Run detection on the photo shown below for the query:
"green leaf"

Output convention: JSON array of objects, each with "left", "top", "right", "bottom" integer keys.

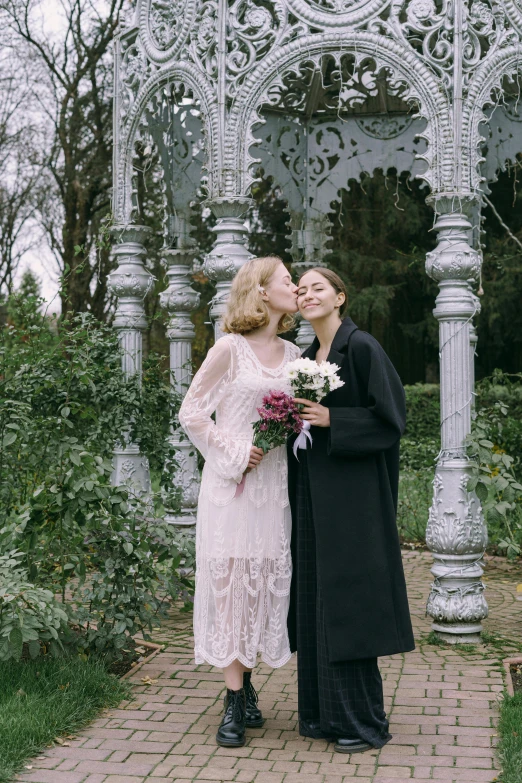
[
  {"left": 467, "top": 476, "right": 479, "bottom": 492},
  {"left": 475, "top": 482, "right": 489, "bottom": 503},
  {"left": 9, "top": 628, "right": 23, "bottom": 660},
  {"left": 69, "top": 451, "right": 81, "bottom": 466},
  {"left": 61, "top": 407, "right": 70, "bottom": 418},
  {"left": 28, "top": 640, "right": 41, "bottom": 659},
  {"left": 2, "top": 431, "right": 17, "bottom": 447},
  {"left": 123, "top": 542, "right": 133, "bottom": 555}
]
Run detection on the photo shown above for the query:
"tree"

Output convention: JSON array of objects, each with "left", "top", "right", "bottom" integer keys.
[
  {"left": 0, "top": 53, "right": 42, "bottom": 297},
  {"left": 2, "top": 0, "right": 126, "bottom": 319}
]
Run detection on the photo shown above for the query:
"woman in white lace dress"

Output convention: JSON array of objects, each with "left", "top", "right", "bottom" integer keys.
[{"left": 179, "top": 256, "right": 300, "bottom": 747}]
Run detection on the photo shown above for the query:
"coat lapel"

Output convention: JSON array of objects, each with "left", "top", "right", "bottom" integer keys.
[{"left": 300, "top": 317, "right": 359, "bottom": 363}]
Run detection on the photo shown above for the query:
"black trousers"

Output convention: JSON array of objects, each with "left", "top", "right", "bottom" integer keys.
[{"left": 295, "top": 454, "right": 392, "bottom": 748}]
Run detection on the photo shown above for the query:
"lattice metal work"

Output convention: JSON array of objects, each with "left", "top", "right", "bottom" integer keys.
[{"left": 111, "top": 0, "right": 522, "bottom": 640}]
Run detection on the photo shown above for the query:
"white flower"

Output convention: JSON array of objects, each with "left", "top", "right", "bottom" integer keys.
[
  {"left": 319, "top": 361, "right": 341, "bottom": 377},
  {"left": 304, "top": 378, "right": 326, "bottom": 391},
  {"left": 284, "top": 357, "right": 321, "bottom": 378},
  {"left": 328, "top": 375, "right": 345, "bottom": 391}
]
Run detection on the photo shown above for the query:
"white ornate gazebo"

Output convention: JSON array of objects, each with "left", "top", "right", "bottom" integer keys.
[{"left": 109, "top": 0, "right": 522, "bottom": 643}]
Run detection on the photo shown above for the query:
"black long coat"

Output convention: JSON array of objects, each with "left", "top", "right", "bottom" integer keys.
[{"left": 287, "top": 317, "right": 415, "bottom": 663}]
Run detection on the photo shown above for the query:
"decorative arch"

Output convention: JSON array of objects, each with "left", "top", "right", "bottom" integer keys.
[
  {"left": 115, "top": 64, "right": 217, "bottom": 225},
  {"left": 464, "top": 44, "right": 522, "bottom": 194},
  {"left": 225, "top": 31, "right": 452, "bottom": 198}
]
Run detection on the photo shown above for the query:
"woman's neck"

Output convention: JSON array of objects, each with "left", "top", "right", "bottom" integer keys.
[
  {"left": 313, "top": 313, "right": 343, "bottom": 352},
  {"left": 245, "top": 316, "right": 280, "bottom": 344}
]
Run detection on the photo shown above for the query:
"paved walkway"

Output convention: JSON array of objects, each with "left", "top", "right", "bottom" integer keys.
[{"left": 17, "top": 551, "right": 522, "bottom": 783}]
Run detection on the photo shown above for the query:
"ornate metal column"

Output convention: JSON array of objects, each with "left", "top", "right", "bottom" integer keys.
[
  {"left": 108, "top": 224, "right": 154, "bottom": 493},
  {"left": 425, "top": 196, "right": 488, "bottom": 643},
  {"left": 203, "top": 197, "right": 254, "bottom": 340},
  {"left": 159, "top": 218, "right": 201, "bottom": 527},
  {"left": 291, "top": 217, "right": 332, "bottom": 350},
  {"left": 469, "top": 295, "right": 480, "bottom": 411}
]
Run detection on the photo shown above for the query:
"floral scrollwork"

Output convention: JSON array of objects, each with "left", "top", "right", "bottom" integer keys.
[
  {"left": 149, "top": 0, "right": 186, "bottom": 50},
  {"left": 190, "top": 0, "right": 219, "bottom": 79},
  {"left": 138, "top": 0, "right": 198, "bottom": 63},
  {"left": 226, "top": 0, "right": 291, "bottom": 97}
]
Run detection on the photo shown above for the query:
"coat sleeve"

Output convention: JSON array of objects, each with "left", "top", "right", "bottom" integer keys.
[
  {"left": 327, "top": 336, "right": 406, "bottom": 457},
  {"left": 178, "top": 337, "right": 252, "bottom": 482}
]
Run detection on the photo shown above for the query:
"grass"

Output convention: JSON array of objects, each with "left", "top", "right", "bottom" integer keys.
[
  {"left": 0, "top": 655, "right": 131, "bottom": 782},
  {"left": 397, "top": 467, "right": 432, "bottom": 543},
  {"left": 497, "top": 691, "right": 522, "bottom": 783}
]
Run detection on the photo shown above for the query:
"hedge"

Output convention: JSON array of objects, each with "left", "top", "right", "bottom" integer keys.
[{"left": 404, "top": 381, "right": 522, "bottom": 462}]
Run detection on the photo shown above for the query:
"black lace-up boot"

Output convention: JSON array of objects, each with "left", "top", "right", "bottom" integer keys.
[
  {"left": 216, "top": 688, "right": 247, "bottom": 747},
  {"left": 243, "top": 671, "right": 265, "bottom": 728}
]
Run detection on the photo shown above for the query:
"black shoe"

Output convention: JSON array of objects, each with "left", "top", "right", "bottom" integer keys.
[
  {"left": 216, "top": 688, "right": 247, "bottom": 747},
  {"left": 243, "top": 671, "right": 265, "bottom": 728},
  {"left": 334, "top": 737, "right": 373, "bottom": 754}
]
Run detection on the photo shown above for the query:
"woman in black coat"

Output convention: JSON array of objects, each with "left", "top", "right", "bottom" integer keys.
[{"left": 288, "top": 267, "right": 415, "bottom": 754}]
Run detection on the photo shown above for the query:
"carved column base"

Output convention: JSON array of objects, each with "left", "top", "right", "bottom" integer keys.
[
  {"left": 163, "top": 430, "right": 199, "bottom": 530},
  {"left": 428, "top": 553, "right": 488, "bottom": 643},
  {"left": 112, "top": 442, "right": 151, "bottom": 497},
  {"left": 425, "top": 457, "right": 488, "bottom": 641}
]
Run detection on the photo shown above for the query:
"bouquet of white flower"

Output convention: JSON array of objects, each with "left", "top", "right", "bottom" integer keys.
[{"left": 284, "top": 357, "right": 345, "bottom": 454}]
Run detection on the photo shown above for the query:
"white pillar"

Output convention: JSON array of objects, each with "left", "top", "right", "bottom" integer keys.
[
  {"left": 425, "top": 196, "right": 488, "bottom": 643},
  {"left": 108, "top": 224, "right": 154, "bottom": 494},
  {"left": 159, "top": 237, "right": 201, "bottom": 528},
  {"left": 203, "top": 197, "right": 254, "bottom": 340},
  {"left": 469, "top": 295, "right": 479, "bottom": 410}
]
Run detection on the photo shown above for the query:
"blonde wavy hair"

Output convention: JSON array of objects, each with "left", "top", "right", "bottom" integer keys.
[{"left": 221, "top": 256, "right": 295, "bottom": 335}]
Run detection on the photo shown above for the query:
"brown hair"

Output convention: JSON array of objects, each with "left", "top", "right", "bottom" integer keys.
[
  {"left": 222, "top": 256, "right": 295, "bottom": 335},
  {"left": 298, "top": 267, "right": 347, "bottom": 314}
]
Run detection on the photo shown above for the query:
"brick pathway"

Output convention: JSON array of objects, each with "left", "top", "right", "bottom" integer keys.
[{"left": 17, "top": 551, "right": 522, "bottom": 783}]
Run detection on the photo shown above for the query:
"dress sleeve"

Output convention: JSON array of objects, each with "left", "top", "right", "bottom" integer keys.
[
  {"left": 327, "top": 336, "right": 406, "bottom": 457},
  {"left": 178, "top": 337, "right": 252, "bottom": 482}
]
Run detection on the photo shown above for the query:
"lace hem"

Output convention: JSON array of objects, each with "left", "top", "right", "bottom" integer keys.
[{"left": 194, "top": 646, "right": 293, "bottom": 670}]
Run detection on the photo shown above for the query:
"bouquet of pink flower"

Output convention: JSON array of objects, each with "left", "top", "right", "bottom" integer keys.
[
  {"left": 235, "top": 390, "right": 303, "bottom": 497},
  {"left": 253, "top": 389, "right": 303, "bottom": 452}
]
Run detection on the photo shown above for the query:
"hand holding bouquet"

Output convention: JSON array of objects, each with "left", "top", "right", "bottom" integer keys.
[
  {"left": 235, "top": 390, "right": 303, "bottom": 497},
  {"left": 284, "top": 357, "right": 345, "bottom": 455}
]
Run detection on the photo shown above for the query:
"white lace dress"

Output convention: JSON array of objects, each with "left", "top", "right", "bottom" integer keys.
[{"left": 178, "top": 333, "right": 301, "bottom": 669}]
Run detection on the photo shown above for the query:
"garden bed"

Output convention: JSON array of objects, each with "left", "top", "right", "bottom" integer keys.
[
  {"left": 503, "top": 656, "right": 522, "bottom": 696},
  {"left": 116, "top": 639, "right": 162, "bottom": 679}
]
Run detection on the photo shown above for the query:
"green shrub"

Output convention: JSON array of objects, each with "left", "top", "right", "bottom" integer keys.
[
  {"left": 72, "top": 497, "right": 194, "bottom": 657},
  {"left": 403, "top": 375, "right": 522, "bottom": 467},
  {"left": 0, "top": 297, "right": 194, "bottom": 658},
  {"left": 467, "top": 391, "right": 522, "bottom": 559},
  {"left": 0, "top": 551, "right": 70, "bottom": 662},
  {"left": 404, "top": 384, "right": 440, "bottom": 440},
  {"left": 397, "top": 468, "right": 432, "bottom": 543}
]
